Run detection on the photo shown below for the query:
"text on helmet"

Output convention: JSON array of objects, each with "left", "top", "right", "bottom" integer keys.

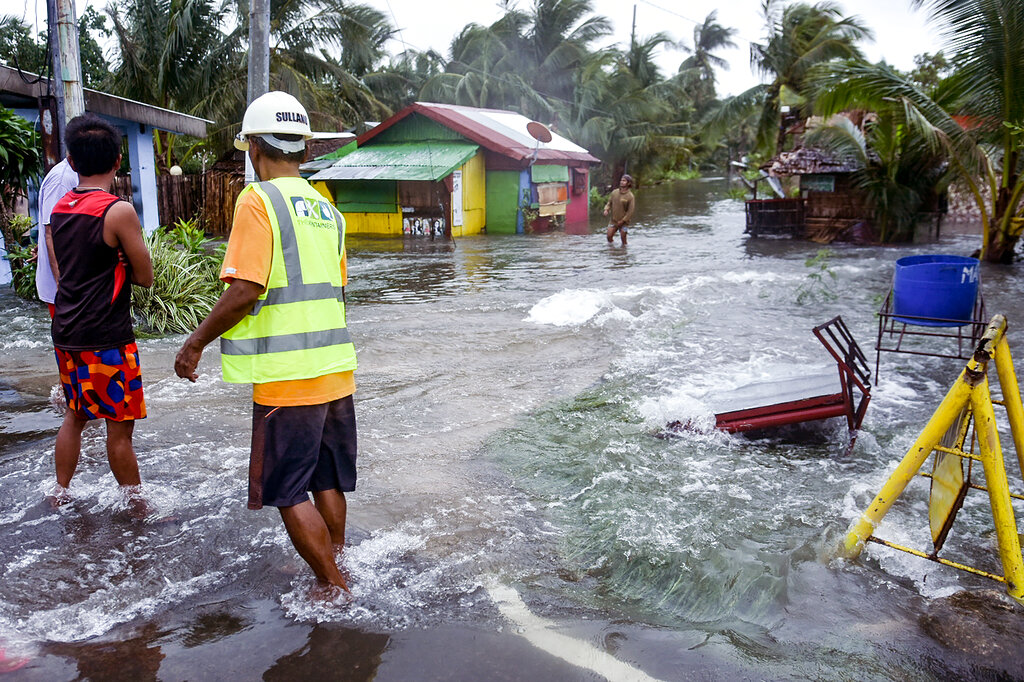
[{"left": 276, "top": 111, "right": 309, "bottom": 124}]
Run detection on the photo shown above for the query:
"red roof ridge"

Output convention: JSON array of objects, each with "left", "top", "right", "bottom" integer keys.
[{"left": 357, "top": 102, "right": 598, "bottom": 165}]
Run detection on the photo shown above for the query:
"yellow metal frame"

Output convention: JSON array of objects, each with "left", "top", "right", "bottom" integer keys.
[{"left": 841, "top": 315, "right": 1024, "bottom": 602}]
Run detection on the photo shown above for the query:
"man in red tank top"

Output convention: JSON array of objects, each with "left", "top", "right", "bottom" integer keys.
[{"left": 49, "top": 114, "right": 154, "bottom": 508}]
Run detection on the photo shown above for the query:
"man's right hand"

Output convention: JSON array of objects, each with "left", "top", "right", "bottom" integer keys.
[{"left": 174, "top": 337, "right": 202, "bottom": 382}]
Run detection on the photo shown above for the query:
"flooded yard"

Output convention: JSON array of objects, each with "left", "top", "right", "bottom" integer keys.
[{"left": 2, "top": 178, "right": 1023, "bottom": 680}]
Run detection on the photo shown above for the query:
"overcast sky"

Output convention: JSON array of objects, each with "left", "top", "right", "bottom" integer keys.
[
  {"left": 22, "top": 0, "right": 944, "bottom": 98},
  {"left": 370, "top": 0, "right": 944, "bottom": 97}
]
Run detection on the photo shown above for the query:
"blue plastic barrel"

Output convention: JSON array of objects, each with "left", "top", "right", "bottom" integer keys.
[{"left": 892, "top": 255, "right": 980, "bottom": 326}]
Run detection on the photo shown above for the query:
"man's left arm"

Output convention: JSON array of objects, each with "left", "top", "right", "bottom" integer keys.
[
  {"left": 105, "top": 202, "right": 154, "bottom": 287},
  {"left": 44, "top": 223, "right": 60, "bottom": 282}
]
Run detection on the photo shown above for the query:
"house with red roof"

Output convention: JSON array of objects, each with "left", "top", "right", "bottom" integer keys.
[{"left": 306, "top": 102, "right": 600, "bottom": 236}]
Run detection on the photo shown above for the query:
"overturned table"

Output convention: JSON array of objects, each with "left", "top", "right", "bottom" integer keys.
[{"left": 710, "top": 316, "right": 872, "bottom": 451}]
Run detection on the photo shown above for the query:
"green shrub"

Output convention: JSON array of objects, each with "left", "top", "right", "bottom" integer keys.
[
  {"left": 656, "top": 168, "right": 702, "bottom": 182},
  {"left": 725, "top": 186, "right": 749, "bottom": 201},
  {"left": 132, "top": 219, "right": 224, "bottom": 336},
  {"left": 796, "top": 248, "right": 838, "bottom": 305},
  {"left": 589, "top": 186, "right": 609, "bottom": 212},
  {"left": 4, "top": 215, "right": 38, "bottom": 300}
]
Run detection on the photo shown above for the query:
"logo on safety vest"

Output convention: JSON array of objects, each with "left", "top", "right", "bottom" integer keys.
[{"left": 291, "top": 197, "right": 335, "bottom": 222}]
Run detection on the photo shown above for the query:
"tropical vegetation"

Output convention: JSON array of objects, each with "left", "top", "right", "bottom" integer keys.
[
  {"left": 0, "top": 0, "right": 1022, "bottom": 261},
  {"left": 131, "top": 219, "right": 224, "bottom": 335},
  {"left": 3, "top": 215, "right": 37, "bottom": 300},
  {"left": 0, "top": 107, "right": 41, "bottom": 255},
  {"left": 808, "top": 0, "right": 1024, "bottom": 261}
]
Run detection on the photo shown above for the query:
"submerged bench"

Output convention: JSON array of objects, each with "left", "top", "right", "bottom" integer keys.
[{"left": 700, "top": 317, "right": 871, "bottom": 451}]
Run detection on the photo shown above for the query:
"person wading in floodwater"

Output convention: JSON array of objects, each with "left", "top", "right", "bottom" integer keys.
[
  {"left": 48, "top": 114, "right": 154, "bottom": 509},
  {"left": 603, "top": 174, "right": 635, "bottom": 246},
  {"left": 174, "top": 91, "right": 358, "bottom": 597}
]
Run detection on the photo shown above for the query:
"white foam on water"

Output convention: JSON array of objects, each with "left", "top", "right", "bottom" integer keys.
[
  {"left": 720, "top": 270, "right": 789, "bottom": 284},
  {"left": 279, "top": 525, "right": 474, "bottom": 628},
  {"left": 0, "top": 338, "right": 47, "bottom": 350},
  {"left": 2, "top": 548, "right": 45, "bottom": 576},
  {"left": 525, "top": 289, "right": 618, "bottom": 326},
  {"left": 636, "top": 388, "right": 715, "bottom": 431},
  {"left": 9, "top": 570, "right": 228, "bottom": 642},
  {"left": 143, "top": 368, "right": 239, "bottom": 400}
]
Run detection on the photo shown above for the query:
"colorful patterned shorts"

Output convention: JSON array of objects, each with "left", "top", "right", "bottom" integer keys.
[{"left": 54, "top": 342, "right": 147, "bottom": 421}]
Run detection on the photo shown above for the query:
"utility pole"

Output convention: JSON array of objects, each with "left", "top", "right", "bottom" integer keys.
[
  {"left": 245, "top": 0, "right": 270, "bottom": 183},
  {"left": 46, "top": 0, "right": 84, "bottom": 159},
  {"left": 631, "top": 4, "right": 637, "bottom": 52}
]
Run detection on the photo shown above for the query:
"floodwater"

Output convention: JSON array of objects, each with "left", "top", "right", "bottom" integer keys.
[{"left": 2, "top": 179, "right": 1024, "bottom": 680}]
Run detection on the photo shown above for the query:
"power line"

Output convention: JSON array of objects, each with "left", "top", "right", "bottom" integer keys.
[
  {"left": 635, "top": 0, "right": 763, "bottom": 48},
  {"left": 382, "top": 0, "right": 409, "bottom": 55}
]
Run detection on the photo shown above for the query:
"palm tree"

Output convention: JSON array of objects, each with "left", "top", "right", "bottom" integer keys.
[
  {"left": 677, "top": 10, "right": 736, "bottom": 115},
  {"left": 364, "top": 48, "right": 446, "bottom": 113},
  {"left": 106, "top": 0, "right": 396, "bottom": 159},
  {"left": 422, "top": 20, "right": 543, "bottom": 113},
  {"left": 424, "top": 0, "right": 609, "bottom": 123},
  {"left": 523, "top": 0, "right": 610, "bottom": 104},
  {"left": 805, "top": 110, "right": 951, "bottom": 242},
  {"left": 914, "top": 0, "right": 1024, "bottom": 262},
  {"left": 567, "top": 49, "right": 693, "bottom": 183},
  {"left": 624, "top": 32, "right": 676, "bottom": 89},
  {"left": 710, "top": 0, "right": 872, "bottom": 158},
  {"left": 106, "top": 0, "right": 239, "bottom": 165},
  {"left": 229, "top": 0, "right": 396, "bottom": 132},
  {"left": 107, "top": 0, "right": 231, "bottom": 112},
  {"left": 812, "top": 35, "right": 1024, "bottom": 261}
]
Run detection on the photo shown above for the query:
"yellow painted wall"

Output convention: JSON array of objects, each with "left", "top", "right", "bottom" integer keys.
[
  {"left": 454, "top": 150, "right": 486, "bottom": 237},
  {"left": 311, "top": 181, "right": 334, "bottom": 202},
  {"left": 343, "top": 212, "right": 404, "bottom": 236},
  {"left": 319, "top": 149, "right": 487, "bottom": 237},
  {"left": 313, "top": 180, "right": 403, "bottom": 235}
]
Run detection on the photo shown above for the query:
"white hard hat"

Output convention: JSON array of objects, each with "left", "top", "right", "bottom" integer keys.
[{"left": 234, "top": 91, "right": 313, "bottom": 153}]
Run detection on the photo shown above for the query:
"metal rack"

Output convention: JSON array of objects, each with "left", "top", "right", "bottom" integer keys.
[{"left": 875, "top": 288, "right": 987, "bottom": 378}]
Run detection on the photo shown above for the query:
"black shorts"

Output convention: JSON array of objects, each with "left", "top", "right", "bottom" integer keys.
[{"left": 248, "top": 395, "right": 358, "bottom": 509}]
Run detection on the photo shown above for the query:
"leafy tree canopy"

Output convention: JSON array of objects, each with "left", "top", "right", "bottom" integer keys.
[{"left": 0, "top": 8, "right": 109, "bottom": 87}]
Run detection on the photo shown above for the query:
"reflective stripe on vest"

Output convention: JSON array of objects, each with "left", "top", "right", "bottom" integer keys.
[{"left": 220, "top": 178, "right": 356, "bottom": 384}]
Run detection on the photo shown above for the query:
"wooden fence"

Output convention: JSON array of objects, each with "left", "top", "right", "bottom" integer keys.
[
  {"left": 745, "top": 198, "right": 805, "bottom": 237},
  {"left": 111, "top": 171, "right": 245, "bottom": 236}
]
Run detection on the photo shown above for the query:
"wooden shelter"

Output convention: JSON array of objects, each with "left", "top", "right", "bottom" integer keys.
[
  {"left": 766, "top": 147, "right": 871, "bottom": 242},
  {"left": 744, "top": 146, "right": 873, "bottom": 242}
]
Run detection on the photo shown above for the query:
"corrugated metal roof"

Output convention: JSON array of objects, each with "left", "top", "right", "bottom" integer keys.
[
  {"left": 357, "top": 102, "right": 600, "bottom": 165},
  {"left": 300, "top": 159, "right": 339, "bottom": 172},
  {"left": 767, "top": 147, "right": 861, "bottom": 176},
  {"left": 308, "top": 141, "right": 479, "bottom": 182}
]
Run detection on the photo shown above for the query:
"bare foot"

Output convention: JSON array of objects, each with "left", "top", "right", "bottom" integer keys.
[
  {"left": 308, "top": 581, "right": 351, "bottom": 604},
  {"left": 45, "top": 486, "right": 72, "bottom": 508},
  {"left": 121, "top": 486, "right": 158, "bottom": 520}
]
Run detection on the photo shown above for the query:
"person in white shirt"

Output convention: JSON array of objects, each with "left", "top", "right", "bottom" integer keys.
[{"left": 36, "top": 158, "right": 80, "bottom": 315}]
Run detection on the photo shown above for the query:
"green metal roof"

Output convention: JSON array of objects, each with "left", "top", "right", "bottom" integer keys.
[{"left": 308, "top": 141, "right": 479, "bottom": 182}]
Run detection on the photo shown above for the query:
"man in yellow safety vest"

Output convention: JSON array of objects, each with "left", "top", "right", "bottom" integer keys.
[{"left": 175, "top": 91, "right": 357, "bottom": 596}]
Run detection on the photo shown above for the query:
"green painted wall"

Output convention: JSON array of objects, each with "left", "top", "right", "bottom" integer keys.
[
  {"left": 332, "top": 180, "right": 397, "bottom": 213},
  {"left": 531, "top": 164, "right": 569, "bottom": 183},
  {"left": 486, "top": 170, "right": 520, "bottom": 234},
  {"left": 375, "top": 114, "right": 466, "bottom": 143}
]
